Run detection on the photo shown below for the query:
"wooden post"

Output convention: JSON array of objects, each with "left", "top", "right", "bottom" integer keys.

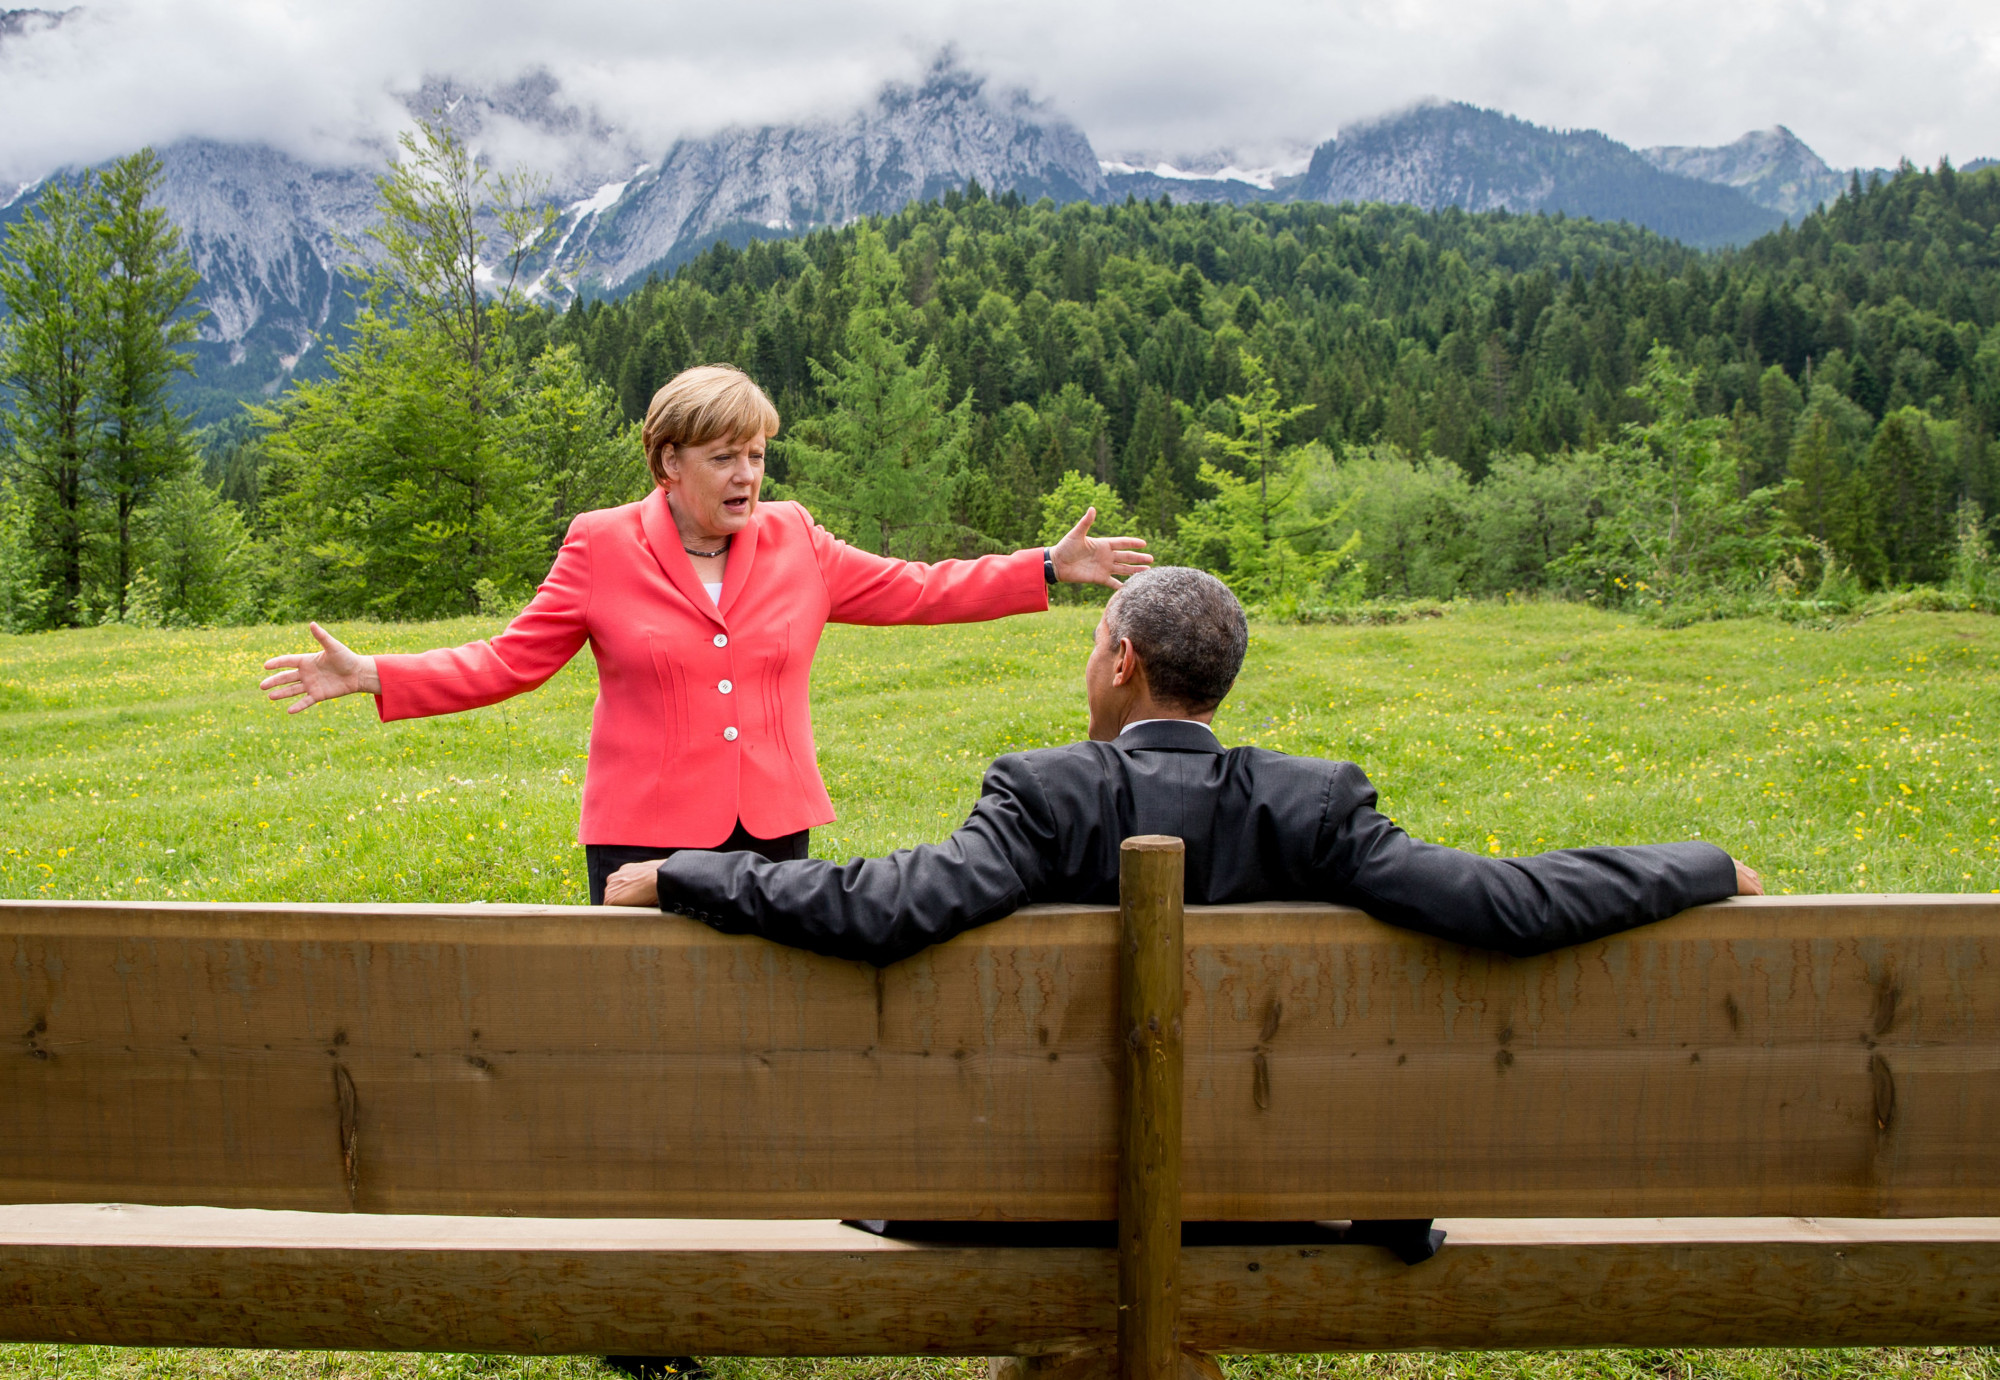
[{"left": 1118, "top": 835, "right": 1185, "bottom": 1380}]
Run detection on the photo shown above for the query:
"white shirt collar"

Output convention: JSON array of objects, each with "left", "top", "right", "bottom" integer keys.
[{"left": 1118, "top": 718, "right": 1217, "bottom": 737}]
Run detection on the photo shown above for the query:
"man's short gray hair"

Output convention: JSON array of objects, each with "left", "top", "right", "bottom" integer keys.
[{"left": 1108, "top": 567, "right": 1248, "bottom": 713}]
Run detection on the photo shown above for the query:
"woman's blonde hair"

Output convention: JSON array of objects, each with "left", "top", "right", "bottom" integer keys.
[{"left": 642, "top": 364, "right": 781, "bottom": 488}]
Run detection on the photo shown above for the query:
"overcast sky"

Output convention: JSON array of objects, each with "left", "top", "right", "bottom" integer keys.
[{"left": 2, "top": 0, "right": 1996, "bottom": 185}]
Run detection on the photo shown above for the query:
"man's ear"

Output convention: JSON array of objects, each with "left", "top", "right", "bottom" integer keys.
[{"left": 1111, "top": 637, "right": 1141, "bottom": 688}]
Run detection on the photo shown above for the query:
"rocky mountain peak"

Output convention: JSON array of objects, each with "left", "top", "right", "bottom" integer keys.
[
  {"left": 1295, "top": 101, "right": 1783, "bottom": 248},
  {"left": 1641, "top": 125, "right": 1849, "bottom": 219},
  {"left": 537, "top": 55, "right": 1104, "bottom": 295}
]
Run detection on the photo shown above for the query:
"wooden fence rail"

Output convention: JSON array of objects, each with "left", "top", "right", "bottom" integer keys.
[
  {"left": 5, "top": 1207, "right": 2000, "bottom": 1354},
  {"left": 6, "top": 894, "right": 1998, "bottom": 1221}
]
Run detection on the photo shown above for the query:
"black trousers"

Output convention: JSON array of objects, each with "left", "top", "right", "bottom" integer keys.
[
  {"left": 588, "top": 822, "right": 805, "bottom": 1380},
  {"left": 586, "top": 822, "right": 810, "bottom": 905}
]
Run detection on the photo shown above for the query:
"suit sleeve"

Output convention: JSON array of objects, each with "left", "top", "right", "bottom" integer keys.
[
  {"left": 655, "top": 754, "right": 1061, "bottom": 966},
  {"left": 800, "top": 506, "right": 1049, "bottom": 626},
  {"left": 1312, "top": 767, "right": 1738, "bottom": 955},
  {"left": 374, "top": 513, "right": 594, "bottom": 721}
]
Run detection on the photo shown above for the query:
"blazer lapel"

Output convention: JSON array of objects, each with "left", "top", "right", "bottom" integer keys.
[
  {"left": 638, "top": 488, "right": 726, "bottom": 629},
  {"left": 716, "top": 502, "right": 762, "bottom": 618}
]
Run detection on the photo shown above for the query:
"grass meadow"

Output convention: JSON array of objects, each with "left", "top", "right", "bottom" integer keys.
[
  {"left": 1, "top": 602, "right": 1995, "bottom": 903},
  {"left": 2, "top": 601, "right": 1998, "bottom": 1380}
]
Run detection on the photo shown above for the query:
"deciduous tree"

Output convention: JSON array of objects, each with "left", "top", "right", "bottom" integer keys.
[{"left": 255, "top": 118, "right": 562, "bottom": 617}]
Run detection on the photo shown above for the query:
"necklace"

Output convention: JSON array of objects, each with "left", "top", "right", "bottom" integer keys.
[{"left": 682, "top": 537, "right": 730, "bottom": 559}]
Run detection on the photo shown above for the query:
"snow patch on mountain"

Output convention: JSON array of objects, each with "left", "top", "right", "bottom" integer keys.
[
  {"left": 1099, "top": 143, "right": 1313, "bottom": 193},
  {"left": 1098, "top": 160, "right": 1277, "bottom": 189}
]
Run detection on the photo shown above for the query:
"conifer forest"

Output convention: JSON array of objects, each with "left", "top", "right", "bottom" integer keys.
[{"left": 3, "top": 123, "right": 1998, "bottom": 630}]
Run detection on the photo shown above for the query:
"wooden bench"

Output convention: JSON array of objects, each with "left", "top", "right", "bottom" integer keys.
[{"left": 5, "top": 839, "right": 2000, "bottom": 1378}]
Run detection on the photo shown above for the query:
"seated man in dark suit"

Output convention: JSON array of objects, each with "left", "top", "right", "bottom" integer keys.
[{"left": 605, "top": 565, "right": 1758, "bottom": 960}]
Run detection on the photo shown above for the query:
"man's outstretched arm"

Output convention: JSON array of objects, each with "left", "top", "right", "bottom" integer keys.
[
  {"left": 1317, "top": 788, "right": 1748, "bottom": 956},
  {"left": 614, "top": 756, "right": 1063, "bottom": 967}
]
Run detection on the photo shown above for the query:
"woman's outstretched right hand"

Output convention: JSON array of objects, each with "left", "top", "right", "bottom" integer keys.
[{"left": 260, "top": 622, "right": 382, "bottom": 714}]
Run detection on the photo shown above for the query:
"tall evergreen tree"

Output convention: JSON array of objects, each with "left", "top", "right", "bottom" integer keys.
[
  {"left": 1180, "top": 357, "right": 1358, "bottom": 606},
  {"left": 1863, "top": 409, "right": 1950, "bottom": 585},
  {"left": 507, "top": 345, "right": 647, "bottom": 551},
  {"left": 1202, "top": 353, "right": 1316, "bottom": 552},
  {"left": 1119, "top": 384, "right": 1184, "bottom": 500},
  {"left": 1783, "top": 411, "right": 1846, "bottom": 546},
  {"left": 0, "top": 171, "right": 108, "bottom": 625},
  {"left": 131, "top": 471, "right": 253, "bottom": 627},
  {"left": 93, "top": 149, "right": 204, "bottom": 619},
  {"left": 783, "top": 228, "right": 972, "bottom": 557}
]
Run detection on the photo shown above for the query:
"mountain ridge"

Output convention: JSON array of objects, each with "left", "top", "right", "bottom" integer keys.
[
  {"left": 539, "top": 60, "right": 1104, "bottom": 292},
  {"left": 3, "top": 57, "right": 1987, "bottom": 416},
  {"left": 1640, "top": 125, "right": 1851, "bottom": 219},
  {"left": 1295, "top": 101, "right": 1785, "bottom": 248}
]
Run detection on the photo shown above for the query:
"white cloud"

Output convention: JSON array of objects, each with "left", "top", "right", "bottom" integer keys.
[{"left": 0, "top": 0, "right": 1993, "bottom": 185}]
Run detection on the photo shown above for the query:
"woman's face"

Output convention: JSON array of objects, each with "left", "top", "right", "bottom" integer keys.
[{"left": 663, "top": 433, "right": 767, "bottom": 537}]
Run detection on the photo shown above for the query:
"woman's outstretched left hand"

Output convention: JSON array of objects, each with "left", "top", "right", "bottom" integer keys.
[{"left": 1050, "top": 507, "right": 1153, "bottom": 589}]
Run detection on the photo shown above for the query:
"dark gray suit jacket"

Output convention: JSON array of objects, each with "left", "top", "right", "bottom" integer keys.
[{"left": 657, "top": 719, "right": 1738, "bottom": 967}]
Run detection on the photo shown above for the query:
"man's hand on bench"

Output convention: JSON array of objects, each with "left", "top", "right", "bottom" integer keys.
[
  {"left": 605, "top": 860, "right": 666, "bottom": 907},
  {"left": 1734, "top": 859, "right": 1763, "bottom": 895}
]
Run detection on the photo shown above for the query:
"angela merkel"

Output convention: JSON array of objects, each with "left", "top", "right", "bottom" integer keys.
[{"left": 259, "top": 364, "right": 1151, "bottom": 902}]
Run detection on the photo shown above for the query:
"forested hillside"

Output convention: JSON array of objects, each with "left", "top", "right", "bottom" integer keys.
[
  {"left": 5, "top": 130, "right": 1997, "bottom": 631},
  {"left": 545, "top": 172, "right": 1992, "bottom": 503},
  {"left": 514, "top": 167, "right": 1998, "bottom": 601}
]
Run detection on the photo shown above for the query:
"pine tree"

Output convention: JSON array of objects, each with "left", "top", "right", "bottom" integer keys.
[
  {"left": 507, "top": 344, "right": 646, "bottom": 552},
  {"left": 1133, "top": 458, "right": 1184, "bottom": 542},
  {"left": 783, "top": 228, "right": 972, "bottom": 557},
  {"left": 1784, "top": 412, "right": 1844, "bottom": 545},
  {"left": 93, "top": 149, "right": 204, "bottom": 619},
  {"left": 1180, "top": 356, "right": 1359, "bottom": 607},
  {"left": 0, "top": 170, "right": 108, "bottom": 625},
  {"left": 1863, "top": 409, "right": 1950, "bottom": 585},
  {"left": 1120, "top": 384, "right": 1184, "bottom": 500},
  {"left": 1202, "top": 353, "right": 1317, "bottom": 552},
  {"left": 1754, "top": 364, "right": 1803, "bottom": 486},
  {"left": 132, "top": 471, "right": 252, "bottom": 626}
]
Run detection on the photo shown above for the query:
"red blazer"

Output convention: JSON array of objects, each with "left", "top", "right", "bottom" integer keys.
[{"left": 375, "top": 491, "right": 1048, "bottom": 845}]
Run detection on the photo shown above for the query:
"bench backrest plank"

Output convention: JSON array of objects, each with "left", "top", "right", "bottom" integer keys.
[{"left": 5, "top": 895, "right": 1996, "bottom": 1219}]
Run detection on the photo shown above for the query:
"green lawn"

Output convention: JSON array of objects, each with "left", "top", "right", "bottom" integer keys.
[
  {"left": 1, "top": 602, "right": 1994, "bottom": 902},
  {"left": 2, "top": 602, "right": 1997, "bottom": 1380}
]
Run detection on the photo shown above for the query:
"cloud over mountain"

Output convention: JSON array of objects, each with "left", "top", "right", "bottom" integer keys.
[{"left": 0, "top": 0, "right": 1995, "bottom": 188}]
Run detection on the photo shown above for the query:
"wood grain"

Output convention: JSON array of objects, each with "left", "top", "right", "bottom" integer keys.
[
  {"left": 1117, "top": 838, "right": 1185, "bottom": 1380},
  {"left": 5, "top": 895, "right": 2000, "bottom": 1219},
  {"left": 3, "top": 1206, "right": 1999, "bottom": 1354}
]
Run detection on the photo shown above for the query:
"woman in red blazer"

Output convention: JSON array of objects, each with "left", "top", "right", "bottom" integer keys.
[{"left": 260, "top": 365, "right": 1149, "bottom": 901}]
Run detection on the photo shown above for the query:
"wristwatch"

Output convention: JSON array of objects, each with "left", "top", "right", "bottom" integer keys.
[{"left": 1043, "top": 548, "right": 1057, "bottom": 585}]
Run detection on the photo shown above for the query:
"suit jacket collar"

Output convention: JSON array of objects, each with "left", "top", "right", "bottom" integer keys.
[
  {"left": 638, "top": 487, "right": 765, "bottom": 629},
  {"left": 1115, "top": 719, "right": 1225, "bottom": 754}
]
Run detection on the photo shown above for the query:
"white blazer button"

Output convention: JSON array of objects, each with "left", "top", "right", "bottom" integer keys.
[
  {"left": 723, "top": 727, "right": 738, "bottom": 742},
  {"left": 718, "top": 679, "right": 733, "bottom": 694},
  {"left": 713, "top": 634, "right": 727, "bottom": 647}
]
